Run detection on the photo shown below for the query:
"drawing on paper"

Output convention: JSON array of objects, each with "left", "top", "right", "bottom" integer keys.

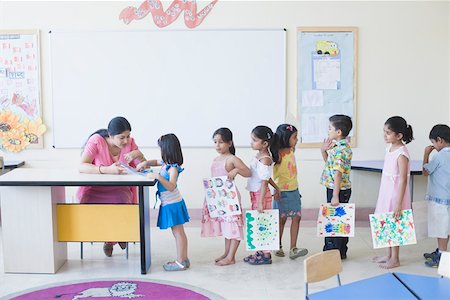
[
  {"left": 317, "top": 203, "right": 355, "bottom": 237},
  {"left": 245, "top": 209, "right": 279, "bottom": 251},
  {"left": 203, "top": 176, "right": 241, "bottom": 218},
  {"left": 369, "top": 209, "right": 417, "bottom": 249}
]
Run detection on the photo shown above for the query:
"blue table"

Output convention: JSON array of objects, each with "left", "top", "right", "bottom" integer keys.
[
  {"left": 308, "top": 273, "right": 417, "bottom": 299},
  {"left": 394, "top": 272, "right": 450, "bottom": 300}
]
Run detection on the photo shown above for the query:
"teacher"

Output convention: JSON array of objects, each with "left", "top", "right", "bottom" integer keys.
[{"left": 77, "top": 116, "right": 145, "bottom": 256}]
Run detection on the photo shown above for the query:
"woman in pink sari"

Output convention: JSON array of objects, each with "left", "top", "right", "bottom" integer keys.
[{"left": 77, "top": 116, "right": 145, "bottom": 257}]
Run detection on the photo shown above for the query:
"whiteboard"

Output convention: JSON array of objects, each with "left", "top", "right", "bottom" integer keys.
[{"left": 49, "top": 30, "right": 286, "bottom": 148}]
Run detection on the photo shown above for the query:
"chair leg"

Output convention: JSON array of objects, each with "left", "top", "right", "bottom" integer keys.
[
  {"left": 126, "top": 242, "right": 129, "bottom": 260},
  {"left": 80, "top": 242, "right": 83, "bottom": 260},
  {"left": 305, "top": 283, "right": 308, "bottom": 299},
  {"left": 337, "top": 274, "right": 341, "bottom": 286}
]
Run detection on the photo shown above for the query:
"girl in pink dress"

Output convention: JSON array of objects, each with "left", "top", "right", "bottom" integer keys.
[
  {"left": 201, "top": 128, "right": 251, "bottom": 266},
  {"left": 77, "top": 116, "right": 145, "bottom": 257},
  {"left": 373, "top": 116, "right": 413, "bottom": 269}
]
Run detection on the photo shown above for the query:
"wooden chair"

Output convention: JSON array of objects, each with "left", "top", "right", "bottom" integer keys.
[
  {"left": 304, "top": 250, "right": 342, "bottom": 299},
  {"left": 438, "top": 251, "right": 450, "bottom": 278}
]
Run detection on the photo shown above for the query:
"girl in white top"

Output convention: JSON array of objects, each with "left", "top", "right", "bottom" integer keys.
[{"left": 244, "top": 125, "right": 280, "bottom": 265}]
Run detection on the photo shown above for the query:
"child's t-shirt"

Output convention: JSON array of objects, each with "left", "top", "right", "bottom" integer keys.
[
  {"left": 424, "top": 147, "right": 450, "bottom": 205},
  {"left": 320, "top": 139, "right": 352, "bottom": 190},
  {"left": 246, "top": 155, "right": 273, "bottom": 192},
  {"left": 273, "top": 149, "right": 298, "bottom": 191}
]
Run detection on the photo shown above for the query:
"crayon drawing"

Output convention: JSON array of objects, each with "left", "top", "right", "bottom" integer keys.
[
  {"left": 203, "top": 176, "right": 241, "bottom": 218},
  {"left": 369, "top": 209, "right": 417, "bottom": 249},
  {"left": 245, "top": 209, "right": 279, "bottom": 251},
  {"left": 317, "top": 203, "right": 355, "bottom": 237}
]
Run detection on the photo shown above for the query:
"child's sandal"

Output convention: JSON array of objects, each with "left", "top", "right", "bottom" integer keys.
[
  {"left": 248, "top": 253, "right": 272, "bottom": 265},
  {"left": 243, "top": 251, "right": 262, "bottom": 262}
]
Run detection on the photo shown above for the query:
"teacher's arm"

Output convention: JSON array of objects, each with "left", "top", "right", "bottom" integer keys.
[{"left": 78, "top": 153, "right": 125, "bottom": 175}]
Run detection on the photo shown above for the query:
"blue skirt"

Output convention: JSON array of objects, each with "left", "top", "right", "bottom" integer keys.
[
  {"left": 157, "top": 199, "right": 190, "bottom": 229},
  {"left": 272, "top": 189, "right": 302, "bottom": 218}
]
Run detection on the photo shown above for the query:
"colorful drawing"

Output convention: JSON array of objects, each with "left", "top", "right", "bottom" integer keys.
[
  {"left": 203, "top": 176, "right": 241, "bottom": 218},
  {"left": 119, "top": 0, "right": 218, "bottom": 28},
  {"left": 369, "top": 209, "right": 417, "bottom": 249},
  {"left": 316, "top": 40, "right": 339, "bottom": 56},
  {"left": 245, "top": 209, "right": 279, "bottom": 251},
  {"left": 317, "top": 203, "right": 355, "bottom": 237}
]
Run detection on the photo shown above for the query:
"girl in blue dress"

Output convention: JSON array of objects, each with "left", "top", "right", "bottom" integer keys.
[{"left": 137, "top": 133, "right": 190, "bottom": 271}]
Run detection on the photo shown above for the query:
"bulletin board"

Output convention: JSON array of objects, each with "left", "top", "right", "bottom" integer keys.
[
  {"left": 0, "top": 30, "right": 44, "bottom": 148},
  {"left": 297, "top": 27, "right": 357, "bottom": 148}
]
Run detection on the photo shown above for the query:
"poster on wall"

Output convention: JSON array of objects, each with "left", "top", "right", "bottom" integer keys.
[
  {"left": 0, "top": 30, "right": 45, "bottom": 151},
  {"left": 245, "top": 209, "right": 279, "bottom": 251},
  {"left": 203, "top": 176, "right": 241, "bottom": 218},
  {"left": 317, "top": 203, "right": 355, "bottom": 237},
  {"left": 369, "top": 209, "right": 417, "bottom": 249}
]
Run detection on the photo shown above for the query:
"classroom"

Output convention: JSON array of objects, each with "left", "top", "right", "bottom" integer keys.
[{"left": 0, "top": 1, "right": 449, "bottom": 299}]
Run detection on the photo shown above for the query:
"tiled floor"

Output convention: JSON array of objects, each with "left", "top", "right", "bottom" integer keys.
[{"left": 0, "top": 221, "right": 440, "bottom": 299}]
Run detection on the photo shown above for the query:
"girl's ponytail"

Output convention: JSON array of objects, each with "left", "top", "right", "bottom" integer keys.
[
  {"left": 403, "top": 124, "right": 414, "bottom": 144},
  {"left": 270, "top": 132, "right": 280, "bottom": 164}
]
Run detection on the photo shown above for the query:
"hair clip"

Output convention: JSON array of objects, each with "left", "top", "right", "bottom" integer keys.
[
  {"left": 267, "top": 132, "right": 271, "bottom": 139},
  {"left": 286, "top": 125, "right": 293, "bottom": 131}
]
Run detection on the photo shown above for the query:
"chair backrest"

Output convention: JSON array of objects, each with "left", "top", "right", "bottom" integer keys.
[
  {"left": 304, "top": 250, "right": 343, "bottom": 283},
  {"left": 438, "top": 251, "right": 450, "bottom": 278}
]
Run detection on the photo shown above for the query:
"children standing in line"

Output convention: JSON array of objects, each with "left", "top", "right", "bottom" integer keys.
[
  {"left": 422, "top": 124, "right": 450, "bottom": 267},
  {"left": 137, "top": 133, "right": 190, "bottom": 271},
  {"left": 244, "top": 125, "right": 278, "bottom": 265},
  {"left": 271, "top": 124, "right": 308, "bottom": 259},
  {"left": 201, "top": 128, "right": 251, "bottom": 266},
  {"left": 320, "top": 115, "right": 353, "bottom": 260},
  {"left": 372, "top": 116, "right": 413, "bottom": 269}
]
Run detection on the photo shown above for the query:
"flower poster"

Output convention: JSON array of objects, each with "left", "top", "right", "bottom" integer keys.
[
  {"left": 0, "top": 31, "right": 46, "bottom": 151},
  {"left": 317, "top": 203, "right": 355, "bottom": 237},
  {"left": 202, "top": 176, "right": 241, "bottom": 218},
  {"left": 369, "top": 209, "right": 417, "bottom": 249},
  {"left": 245, "top": 209, "right": 279, "bottom": 251}
]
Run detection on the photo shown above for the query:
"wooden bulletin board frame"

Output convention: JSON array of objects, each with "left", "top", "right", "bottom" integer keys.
[
  {"left": 0, "top": 30, "right": 44, "bottom": 149},
  {"left": 297, "top": 27, "right": 358, "bottom": 148}
]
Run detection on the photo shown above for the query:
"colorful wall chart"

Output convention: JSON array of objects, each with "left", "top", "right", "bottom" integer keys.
[
  {"left": 369, "top": 209, "right": 417, "bottom": 249},
  {"left": 245, "top": 209, "right": 279, "bottom": 251},
  {"left": 203, "top": 176, "right": 241, "bottom": 218},
  {"left": 0, "top": 30, "right": 45, "bottom": 151},
  {"left": 317, "top": 203, "right": 355, "bottom": 237}
]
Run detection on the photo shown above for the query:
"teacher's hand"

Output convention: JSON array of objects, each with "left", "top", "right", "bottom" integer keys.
[
  {"left": 105, "top": 162, "right": 126, "bottom": 174},
  {"left": 124, "top": 150, "right": 139, "bottom": 163}
]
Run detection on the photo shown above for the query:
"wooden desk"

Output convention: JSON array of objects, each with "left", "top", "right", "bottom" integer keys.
[
  {"left": 308, "top": 273, "right": 417, "bottom": 299},
  {"left": 394, "top": 272, "right": 450, "bottom": 300},
  {"left": 351, "top": 160, "right": 423, "bottom": 201},
  {"left": 0, "top": 168, "right": 155, "bottom": 274}
]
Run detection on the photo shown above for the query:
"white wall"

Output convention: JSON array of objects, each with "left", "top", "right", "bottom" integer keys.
[{"left": 1, "top": 1, "right": 449, "bottom": 209}]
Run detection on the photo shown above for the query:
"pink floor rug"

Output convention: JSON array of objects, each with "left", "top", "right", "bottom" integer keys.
[{"left": 6, "top": 279, "right": 223, "bottom": 300}]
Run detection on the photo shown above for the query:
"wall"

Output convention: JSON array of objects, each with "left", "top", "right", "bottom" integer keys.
[{"left": 1, "top": 1, "right": 449, "bottom": 211}]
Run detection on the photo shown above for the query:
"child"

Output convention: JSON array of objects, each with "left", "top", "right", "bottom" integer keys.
[
  {"left": 271, "top": 124, "right": 308, "bottom": 259},
  {"left": 372, "top": 116, "right": 413, "bottom": 269},
  {"left": 201, "top": 128, "right": 251, "bottom": 266},
  {"left": 137, "top": 133, "right": 190, "bottom": 271},
  {"left": 422, "top": 124, "right": 450, "bottom": 267},
  {"left": 320, "top": 115, "right": 353, "bottom": 260},
  {"left": 243, "top": 125, "right": 277, "bottom": 265}
]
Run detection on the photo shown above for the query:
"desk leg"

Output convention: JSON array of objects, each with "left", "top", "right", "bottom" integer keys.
[
  {"left": 139, "top": 186, "right": 151, "bottom": 274},
  {"left": 409, "top": 176, "right": 414, "bottom": 202},
  {"left": 0, "top": 186, "right": 67, "bottom": 273}
]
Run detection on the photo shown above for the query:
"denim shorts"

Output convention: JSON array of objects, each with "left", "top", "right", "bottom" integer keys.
[{"left": 272, "top": 189, "right": 302, "bottom": 218}]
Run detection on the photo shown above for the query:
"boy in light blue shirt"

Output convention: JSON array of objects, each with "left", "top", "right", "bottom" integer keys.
[{"left": 422, "top": 124, "right": 450, "bottom": 267}]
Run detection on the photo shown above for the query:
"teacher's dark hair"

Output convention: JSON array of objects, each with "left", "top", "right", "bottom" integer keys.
[
  {"left": 158, "top": 133, "right": 183, "bottom": 165},
  {"left": 82, "top": 116, "right": 132, "bottom": 150}
]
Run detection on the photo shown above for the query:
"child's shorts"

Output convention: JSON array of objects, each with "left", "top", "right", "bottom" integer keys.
[
  {"left": 428, "top": 201, "right": 450, "bottom": 238},
  {"left": 272, "top": 189, "right": 302, "bottom": 218},
  {"left": 250, "top": 190, "right": 272, "bottom": 210}
]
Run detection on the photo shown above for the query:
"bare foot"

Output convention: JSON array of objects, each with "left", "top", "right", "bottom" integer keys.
[
  {"left": 371, "top": 256, "right": 389, "bottom": 263},
  {"left": 379, "top": 259, "right": 400, "bottom": 269},
  {"left": 215, "top": 258, "right": 235, "bottom": 266},
  {"left": 214, "top": 254, "right": 227, "bottom": 263}
]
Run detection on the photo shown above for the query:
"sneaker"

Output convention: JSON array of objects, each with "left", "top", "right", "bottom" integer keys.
[
  {"left": 424, "top": 248, "right": 439, "bottom": 260},
  {"left": 118, "top": 242, "right": 127, "bottom": 250},
  {"left": 103, "top": 243, "right": 113, "bottom": 257},
  {"left": 289, "top": 247, "right": 308, "bottom": 259},
  {"left": 274, "top": 247, "right": 285, "bottom": 257},
  {"left": 425, "top": 252, "right": 441, "bottom": 268},
  {"left": 181, "top": 259, "right": 190, "bottom": 268},
  {"left": 163, "top": 260, "right": 187, "bottom": 271}
]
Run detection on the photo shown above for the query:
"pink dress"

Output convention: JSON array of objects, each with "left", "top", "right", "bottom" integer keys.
[
  {"left": 201, "top": 156, "right": 244, "bottom": 240},
  {"left": 76, "top": 134, "right": 141, "bottom": 204},
  {"left": 375, "top": 145, "right": 411, "bottom": 213}
]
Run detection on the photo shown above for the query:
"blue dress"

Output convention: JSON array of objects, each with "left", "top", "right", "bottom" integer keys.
[{"left": 156, "top": 163, "right": 190, "bottom": 229}]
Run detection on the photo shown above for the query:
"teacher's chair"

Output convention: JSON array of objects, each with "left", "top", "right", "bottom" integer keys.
[
  {"left": 304, "top": 250, "right": 342, "bottom": 299},
  {"left": 438, "top": 251, "right": 450, "bottom": 278}
]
